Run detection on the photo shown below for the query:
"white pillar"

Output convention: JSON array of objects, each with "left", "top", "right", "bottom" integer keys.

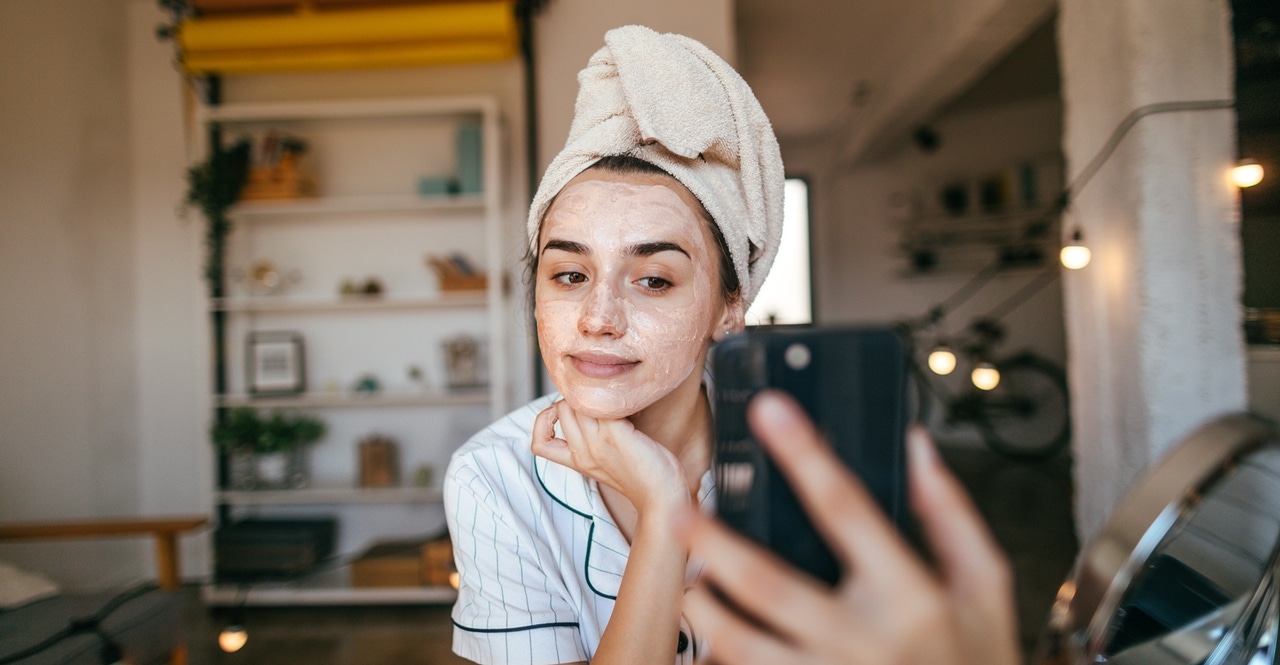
[{"left": 1058, "top": 0, "right": 1247, "bottom": 540}]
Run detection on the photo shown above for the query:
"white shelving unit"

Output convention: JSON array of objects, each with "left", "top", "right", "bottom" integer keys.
[
  {"left": 214, "top": 389, "right": 488, "bottom": 410},
  {"left": 217, "top": 486, "right": 444, "bottom": 506},
  {"left": 199, "top": 96, "right": 508, "bottom": 607},
  {"left": 210, "top": 292, "right": 488, "bottom": 314}
]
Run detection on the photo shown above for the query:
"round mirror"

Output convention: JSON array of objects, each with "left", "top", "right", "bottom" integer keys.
[{"left": 1040, "top": 414, "right": 1280, "bottom": 665}]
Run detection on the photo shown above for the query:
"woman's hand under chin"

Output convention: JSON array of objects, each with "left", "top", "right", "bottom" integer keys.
[{"left": 532, "top": 399, "right": 691, "bottom": 517}]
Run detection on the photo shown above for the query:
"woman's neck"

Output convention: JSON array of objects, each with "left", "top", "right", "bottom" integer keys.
[{"left": 628, "top": 362, "right": 713, "bottom": 491}]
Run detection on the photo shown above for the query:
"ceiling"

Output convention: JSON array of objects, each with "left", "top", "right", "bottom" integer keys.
[{"left": 735, "top": 0, "right": 1060, "bottom": 158}]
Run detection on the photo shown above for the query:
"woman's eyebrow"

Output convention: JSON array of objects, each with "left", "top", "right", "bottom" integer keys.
[
  {"left": 626, "top": 241, "right": 690, "bottom": 259},
  {"left": 541, "top": 239, "right": 589, "bottom": 256}
]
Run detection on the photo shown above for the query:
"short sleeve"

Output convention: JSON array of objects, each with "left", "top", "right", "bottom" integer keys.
[{"left": 445, "top": 455, "right": 589, "bottom": 665}]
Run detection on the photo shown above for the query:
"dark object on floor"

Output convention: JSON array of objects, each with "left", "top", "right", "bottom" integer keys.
[
  {"left": 0, "top": 588, "right": 187, "bottom": 665},
  {"left": 214, "top": 518, "right": 336, "bottom": 582}
]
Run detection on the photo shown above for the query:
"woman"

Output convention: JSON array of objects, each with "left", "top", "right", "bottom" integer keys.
[
  {"left": 444, "top": 24, "right": 783, "bottom": 665},
  {"left": 446, "top": 24, "right": 1019, "bottom": 665}
]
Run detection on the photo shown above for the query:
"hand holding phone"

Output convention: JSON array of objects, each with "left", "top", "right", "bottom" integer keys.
[{"left": 680, "top": 392, "right": 1020, "bottom": 665}]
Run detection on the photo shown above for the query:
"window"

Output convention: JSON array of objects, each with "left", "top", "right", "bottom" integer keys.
[{"left": 747, "top": 178, "right": 812, "bottom": 325}]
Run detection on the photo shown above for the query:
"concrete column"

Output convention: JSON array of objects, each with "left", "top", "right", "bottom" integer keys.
[{"left": 1058, "top": 0, "right": 1246, "bottom": 540}]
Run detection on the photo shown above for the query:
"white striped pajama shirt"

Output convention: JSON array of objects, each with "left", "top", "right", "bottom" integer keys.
[{"left": 445, "top": 393, "right": 714, "bottom": 665}]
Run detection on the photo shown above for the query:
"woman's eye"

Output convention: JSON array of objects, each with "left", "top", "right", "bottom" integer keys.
[
  {"left": 553, "top": 271, "right": 587, "bottom": 286},
  {"left": 636, "top": 276, "right": 672, "bottom": 292}
]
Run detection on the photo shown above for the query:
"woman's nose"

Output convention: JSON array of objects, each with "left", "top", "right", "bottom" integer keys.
[{"left": 578, "top": 281, "right": 627, "bottom": 337}]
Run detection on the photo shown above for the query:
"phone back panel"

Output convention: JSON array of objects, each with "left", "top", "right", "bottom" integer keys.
[{"left": 712, "top": 326, "right": 910, "bottom": 586}]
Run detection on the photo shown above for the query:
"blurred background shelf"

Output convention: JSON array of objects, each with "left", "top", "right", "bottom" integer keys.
[
  {"left": 216, "top": 486, "right": 444, "bottom": 506},
  {"left": 227, "top": 193, "right": 484, "bottom": 219},
  {"left": 202, "top": 564, "right": 457, "bottom": 607},
  {"left": 211, "top": 293, "right": 487, "bottom": 313},
  {"left": 215, "top": 390, "right": 488, "bottom": 409}
]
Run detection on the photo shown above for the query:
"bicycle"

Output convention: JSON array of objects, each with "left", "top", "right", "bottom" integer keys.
[{"left": 900, "top": 311, "right": 1072, "bottom": 462}]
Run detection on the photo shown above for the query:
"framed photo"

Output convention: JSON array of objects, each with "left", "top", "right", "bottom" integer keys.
[{"left": 247, "top": 331, "right": 306, "bottom": 396}]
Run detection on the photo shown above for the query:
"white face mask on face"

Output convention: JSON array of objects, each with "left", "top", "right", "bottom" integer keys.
[{"left": 535, "top": 172, "right": 739, "bottom": 420}]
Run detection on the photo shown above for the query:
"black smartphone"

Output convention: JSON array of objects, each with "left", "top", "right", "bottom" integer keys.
[{"left": 712, "top": 326, "right": 911, "bottom": 586}]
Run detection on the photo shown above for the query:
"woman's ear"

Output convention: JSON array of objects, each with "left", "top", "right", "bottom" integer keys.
[{"left": 712, "top": 298, "right": 746, "bottom": 342}]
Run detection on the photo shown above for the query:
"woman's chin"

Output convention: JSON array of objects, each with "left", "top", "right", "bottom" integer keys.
[{"left": 559, "top": 389, "right": 657, "bottom": 421}]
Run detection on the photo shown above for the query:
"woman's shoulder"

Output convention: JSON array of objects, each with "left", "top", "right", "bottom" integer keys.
[{"left": 446, "top": 393, "right": 558, "bottom": 486}]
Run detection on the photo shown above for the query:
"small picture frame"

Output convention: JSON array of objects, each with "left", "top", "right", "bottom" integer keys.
[{"left": 247, "top": 331, "right": 306, "bottom": 396}]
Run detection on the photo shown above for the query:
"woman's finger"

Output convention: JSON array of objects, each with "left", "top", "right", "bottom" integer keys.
[
  {"left": 746, "top": 391, "right": 927, "bottom": 583},
  {"left": 679, "top": 510, "right": 851, "bottom": 649},
  {"left": 906, "top": 427, "right": 1013, "bottom": 608},
  {"left": 554, "top": 400, "right": 588, "bottom": 450},
  {"left": 683, "top": 585, "right": 815, "bottom": 665},
  {"left": 530, "top": 404, "right": 574, "bottom": 467}
]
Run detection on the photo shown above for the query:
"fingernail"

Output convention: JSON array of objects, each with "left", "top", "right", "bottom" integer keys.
[
  {"left": 751, "top": 390, "right": 798, "bottom": 427},
  {"left": 907, "top": 426, "right": 939, "bottom": 470}
]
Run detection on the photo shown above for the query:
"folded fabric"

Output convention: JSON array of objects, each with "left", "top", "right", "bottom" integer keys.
[
  {"left": 0, "top": 560, "right": 60, "bottom": 610},
  {"left": 528, "top": 24, "right": 785, "bottom": 306}
]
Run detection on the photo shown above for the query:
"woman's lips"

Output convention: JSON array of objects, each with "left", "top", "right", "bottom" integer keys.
[{"left": 569, "top": 352, "right": 639, "bottom": 379}]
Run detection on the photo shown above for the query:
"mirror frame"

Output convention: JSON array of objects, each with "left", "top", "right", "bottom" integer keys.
[{"left": 1040, "top": 413, "right": 1280, "bottom": 664}]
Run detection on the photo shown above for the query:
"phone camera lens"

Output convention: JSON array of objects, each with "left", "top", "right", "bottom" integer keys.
[{"left": 784, "top": 343, "right": 811, "bottom": 370}]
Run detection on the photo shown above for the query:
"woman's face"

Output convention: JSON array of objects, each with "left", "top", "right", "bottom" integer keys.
[{"left": 535, "top": 170, "right": 742, "bottom": 419}]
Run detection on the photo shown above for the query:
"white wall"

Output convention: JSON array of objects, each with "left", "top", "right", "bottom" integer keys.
[
  {"left": 532, "top": 0, "right": 737, "bottom": 176},
  {"left": 127, "top": 0, "right": 216, "bottom": 580},
  {"left": 0, "top": 0, "right": 147, "bottom": 589}
]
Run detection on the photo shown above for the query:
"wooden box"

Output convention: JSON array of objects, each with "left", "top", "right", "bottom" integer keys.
[
  {"left": 439, "top": 273, "right": 488, "bottom": 292},
  {"left": 427, "top": 255, "right": 487, "bottom": 292},
  {"left": 421, "top": 538, "right": 455, "bottom": 586},
  {"left": 239, "top": 154, "right": 317, "bottom": 201},
  {"left": 358, "top": 436, "right": 399, "bottom": 488},
  {"left": 350, "top": 540, "right": 423, "bottom": 588}
]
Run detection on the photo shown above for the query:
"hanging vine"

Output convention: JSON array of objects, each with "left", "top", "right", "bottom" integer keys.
[{"left": 185, "top": 138, "right": 251, "bottom": 297}]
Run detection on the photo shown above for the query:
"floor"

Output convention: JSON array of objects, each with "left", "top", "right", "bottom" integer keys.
[{"left": 185, "top": 444, "right": 1078, "bottom": 665}]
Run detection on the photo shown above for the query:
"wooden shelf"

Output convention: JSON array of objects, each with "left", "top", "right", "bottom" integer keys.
[
  {"left": 227, "top": 194, "right": 484, "bottom": 219},
  {"left": 202, "top": 564, "right": 457, "bottom": 607},
  {"left": 199, "top": 95, "right": 497, "bottom": 124},
  {"left": 215, "top": 389, "right": 488, "bottom": 409},
  {"left": 217, "top": 486, "right": 443, "bottom": 506},
  {"left": 211, "top": 292, "right": 487, "bottom": 313}
]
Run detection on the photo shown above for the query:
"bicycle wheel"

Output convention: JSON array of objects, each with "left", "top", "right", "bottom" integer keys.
[{"left": 975, "top": 354, "right": 1071, "bottom": 461}]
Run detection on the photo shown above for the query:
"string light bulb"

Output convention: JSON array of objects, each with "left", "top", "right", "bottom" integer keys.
[
  {"left": 1060, "top": 228, "right": 1091, "bottom": 270},
  {"left": 927, "top": 346, "right": 957, "bottom": 375},
  {"left": 1231, "top": 159, "right": 1264, "bottom": 188},
  {"left": 219, "top": 624, "right": 248, "bottom": 653},
  {"left": 971, "top": 362, "right": 1001, "bottom": 391}
]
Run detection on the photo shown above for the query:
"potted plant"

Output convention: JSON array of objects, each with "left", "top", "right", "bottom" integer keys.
[{"left": 212, "top": 408, "right": 326, "bottom": 489}]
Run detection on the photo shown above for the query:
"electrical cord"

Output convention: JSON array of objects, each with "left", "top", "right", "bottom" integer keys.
[
  {"left": 980, "top": 264, "right": 1060, "bottom": 323},
  {"left": 0, "top": 582, "right": 157, "bottom": 665},
  {"left": 1062, "top": 99, "right": 1235, "bottom": 203}
]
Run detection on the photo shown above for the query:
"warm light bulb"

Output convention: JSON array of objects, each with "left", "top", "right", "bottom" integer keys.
[
  {"left": 449, "top": 571, "right": 461, "bottom": 590},
  {"left": 971, "top": 363, "right": 1000, "bottom": 391},
  {"left": 1060, "top": 244, "right": 1091, "bottom": 270},
  {"left": 219, "top": 625, "right": 248, "bottom": 653},
  {"left": 927, "top": 347, "right": 956, "bottom": 375},
  {"left": 1231, "top": 160, "right": 1264, "bottom": 188},
  {"left": 1060, "top": 228, "right": 1091, "bottom": 270}
]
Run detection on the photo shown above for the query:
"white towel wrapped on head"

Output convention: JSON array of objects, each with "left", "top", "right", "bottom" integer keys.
[{"left": 527, "top": 25, "right": 785, "bottom": 306}]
